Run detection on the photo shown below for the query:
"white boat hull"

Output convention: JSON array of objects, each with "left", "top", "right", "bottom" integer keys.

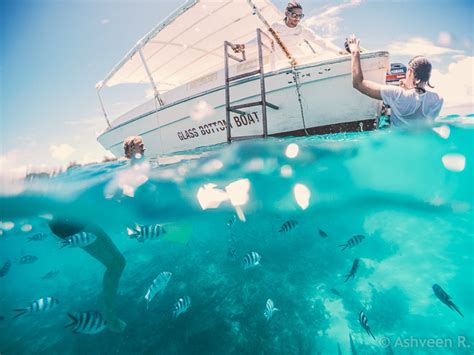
[{"left": 98, "top": 51, "right": 389, "bottom": 157}]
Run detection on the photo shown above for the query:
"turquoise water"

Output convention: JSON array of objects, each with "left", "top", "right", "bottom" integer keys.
[{"left": 0, "top": 121, "right": 473, "bottom": 354}]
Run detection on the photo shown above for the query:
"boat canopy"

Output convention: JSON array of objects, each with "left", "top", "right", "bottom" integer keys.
[{"left": 96, "top": 0, "right": 283, "bottom": 93}]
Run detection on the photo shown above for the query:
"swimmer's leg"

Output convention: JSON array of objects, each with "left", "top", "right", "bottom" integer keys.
[{"left": 82, "top": 225, "right": 126, "bottom": 332}]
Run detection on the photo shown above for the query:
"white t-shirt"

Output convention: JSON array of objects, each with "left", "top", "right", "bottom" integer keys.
[
  {"left": 244, "top": 21, "right": 341, "bottom": 60},
  {"left": 271, "top": 22, "right": 341, "bottom": 57},
  {"left": 380, "top": 86, "right": 443, "bottom": 127}
]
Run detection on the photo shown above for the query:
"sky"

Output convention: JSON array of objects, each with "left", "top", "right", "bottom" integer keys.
[{"left": 1, "top": 0, "right": 473, "bottom": 176}]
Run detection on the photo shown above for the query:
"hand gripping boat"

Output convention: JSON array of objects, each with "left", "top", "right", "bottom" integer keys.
[{"left": 96, "top": 0, "right": 389, "bottom": 157}]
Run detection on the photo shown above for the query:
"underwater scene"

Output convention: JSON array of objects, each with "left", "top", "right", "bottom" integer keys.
[{"left": 0, "top": 120, "right": 473, "bottom": 354}]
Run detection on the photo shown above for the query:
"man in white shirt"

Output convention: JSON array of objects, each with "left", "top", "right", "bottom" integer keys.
[
  {"left": 347, "top": 35, "right": 443, "bottom": 126},
  {"left": 272, "top": 2, "right": 343, "bottom": 57},
  {"left": 232, "top": 2, "right": 344, "bottom": 59}
]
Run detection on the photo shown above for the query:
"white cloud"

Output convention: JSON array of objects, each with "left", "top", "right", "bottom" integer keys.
[
  {"left": 0, "top": 149, "right": 29, "bottom": 179},
  {"left": 386, "top": 37, "right": 463, "bottom": 58},
  {"left": 304, "top": 0, "right": 362, "bottom": 38},
  {"left": 101, "top": 19, "right": 110, "bottom": 25},
  {"left": 431, "top": 55, "right": 474, "bottom": 112},
  {"left": 438, "top": 31, "right": 452, "bottom": 46},
  {"left": 49, "top": 144, "right": 76, "bottom": 161}
]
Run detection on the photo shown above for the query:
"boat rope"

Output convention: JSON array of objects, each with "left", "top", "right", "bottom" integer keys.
[
  {"left": 151, "top": 91, "right": 165, "bottom": 151},
  {"left": 246, "top": 0, "right": 306, "bottom": 133},
  {"left": 292, "top": 66, "right": 309, "bottom": 136}
]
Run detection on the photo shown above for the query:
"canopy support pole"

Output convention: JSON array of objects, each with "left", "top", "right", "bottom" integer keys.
[
  {"left": 97, "top": 89, "right": 111, "bottom": 128},
  {"left": 138, "top": 47, "right": 164, "bottom": 106}
]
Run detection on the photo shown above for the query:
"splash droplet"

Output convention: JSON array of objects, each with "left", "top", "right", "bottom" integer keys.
[
  {"left": 294, "top": 183, "right": 311, "bottom": 210},
  {"left": 280, "top": 165, "right": 293, "bottom": 177},
  {"left": 285, "top": 143, "right": 299, "bottom": 159},
  {"left": 442, "top": 154, "right": 466, "bottom": 172}
]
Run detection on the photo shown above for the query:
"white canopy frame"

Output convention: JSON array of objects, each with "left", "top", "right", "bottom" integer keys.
[{"left": 96, "top": 0, "right": 294, "bottom": 127}]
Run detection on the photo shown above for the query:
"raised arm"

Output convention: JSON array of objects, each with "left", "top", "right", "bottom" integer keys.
[{"left": 348, "top": 35, "right": 383, "bottom": 100}]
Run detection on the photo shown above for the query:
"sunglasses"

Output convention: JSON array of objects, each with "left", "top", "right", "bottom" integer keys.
[{"left": 288, "top": 12, "right": 304, "bottom": 19}]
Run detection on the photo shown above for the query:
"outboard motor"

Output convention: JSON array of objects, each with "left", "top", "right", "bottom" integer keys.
[
  {"left": 381, "top": 63, "right": 408, "bottom": 125},
  {"left": 386, "top": 63, "right": 407, "bottom": 85}
]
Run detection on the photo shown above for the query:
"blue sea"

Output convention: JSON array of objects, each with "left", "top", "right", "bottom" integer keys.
[{"left": 0, "top": 118, "right": 473, "bottom": 354}]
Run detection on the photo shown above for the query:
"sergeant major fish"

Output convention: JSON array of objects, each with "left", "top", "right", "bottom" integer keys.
[
  {"left": 18, "top": 255, "right": 38, "bottom": 264},
  {"left": 41, "top": 270, "right": 60, "bottom": 280},
  {"left": 432, "top": 284, "right": 463, "bottom": 317},
  {"left": 172, "top": 296, "right": 191, "bottom": 319},
  {"left": 358, "top": 311, "right": 375, "bottom": 340},
  {"left": 145, "top": 271, "right": 172, "bottom": 310},
  {"left": 264, "top": 299, "right": 279, "bottom": 321},
  {"left": 344, "top": 259, "right": 360, "bottom": 282},
  {"left": 241, "top": 252, "right": 261, "bottom": 269},
  {"left": 339, "top": 235, "right": 365, "bottom": 251},
  {"left": 65, "top": 311, "right": 107, "bottom": 334},
  {"left": 60, "top": 232, "right": 97, "bottom": 248},
  {"left": 279, "top": 220, "right": 298, "bottom": 233},
  {"left": 13, "top": 297, "right": 59, "bottom": 318},
  {"left": 0, "top": 259, "right": 12, "bottom": 277},
  {"left": 318, "top": 229, "right": 328, "bottom": 238},
  {"left": 128, "top": 224, "right": 166, "bottom": 242},
  {"left": 28, "top": 233, "right": 48, "bottom": 242}
]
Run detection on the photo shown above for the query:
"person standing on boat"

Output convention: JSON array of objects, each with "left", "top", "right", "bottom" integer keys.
[
  {"left": 233, "top": 2, "right": 344, "bottom": 58},
  {"left": 348, "top": 34, "right": 443, "bottom": 126}
]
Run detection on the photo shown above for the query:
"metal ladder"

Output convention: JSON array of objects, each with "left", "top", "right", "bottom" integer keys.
[{"left": 224, "top": 29, "right": 279, "bottom": 143}]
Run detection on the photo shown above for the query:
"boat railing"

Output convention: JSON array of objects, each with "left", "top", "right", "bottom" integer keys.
[{"left": 223, "top": 28, "right": 279, "bottom": 143}]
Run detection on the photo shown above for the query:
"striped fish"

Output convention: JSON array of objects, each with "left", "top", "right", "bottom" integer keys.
[
  {"left": 145, "top": 272, "right": 172, "bottom": 310},
  {"left": 61, "top": 232, "right": 97, "bottom": 248},
  {"left": 65, "top": 311, "right": 107, "bottom": 334},
  {"left": 358, "top": 311, "right": 375, "bottom": 340},
  {"left": 13, "top": 297, "right": 59, "bottom": 318},
  {"left": 344, "top": 259, "right": 360, "bottom": 282},
  {"left": 264, "top": 299, "right": 279, "bottom": 321},
  {"left": 279, "top": 220, "right": 298, "bottom": 233},
  {"left": 241, "top": 252, "right": 261, "bottom": 269},
  {"left": 339, "top": 235, "right": 365, "bottom": 251},
  {"left": 28, "top": 233, "right": 48, "bottom": 242},
  {"left": 127, "top": 224, "right": 166, "bottom": 242},
  {"left": 41, "top": 270, "right": 60, "bottom": 280},
  {"left": 432, "top": 284, "right": 463, "bottom": 317},
  {"left": 172, "top": 296, "right": 191, "bottom": 319},
  {"left": 18, "top": 255, "right": 38, "bottom": 264},
  {"left": 0, "top": 260, "right": 12, "bottom": 277}
]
